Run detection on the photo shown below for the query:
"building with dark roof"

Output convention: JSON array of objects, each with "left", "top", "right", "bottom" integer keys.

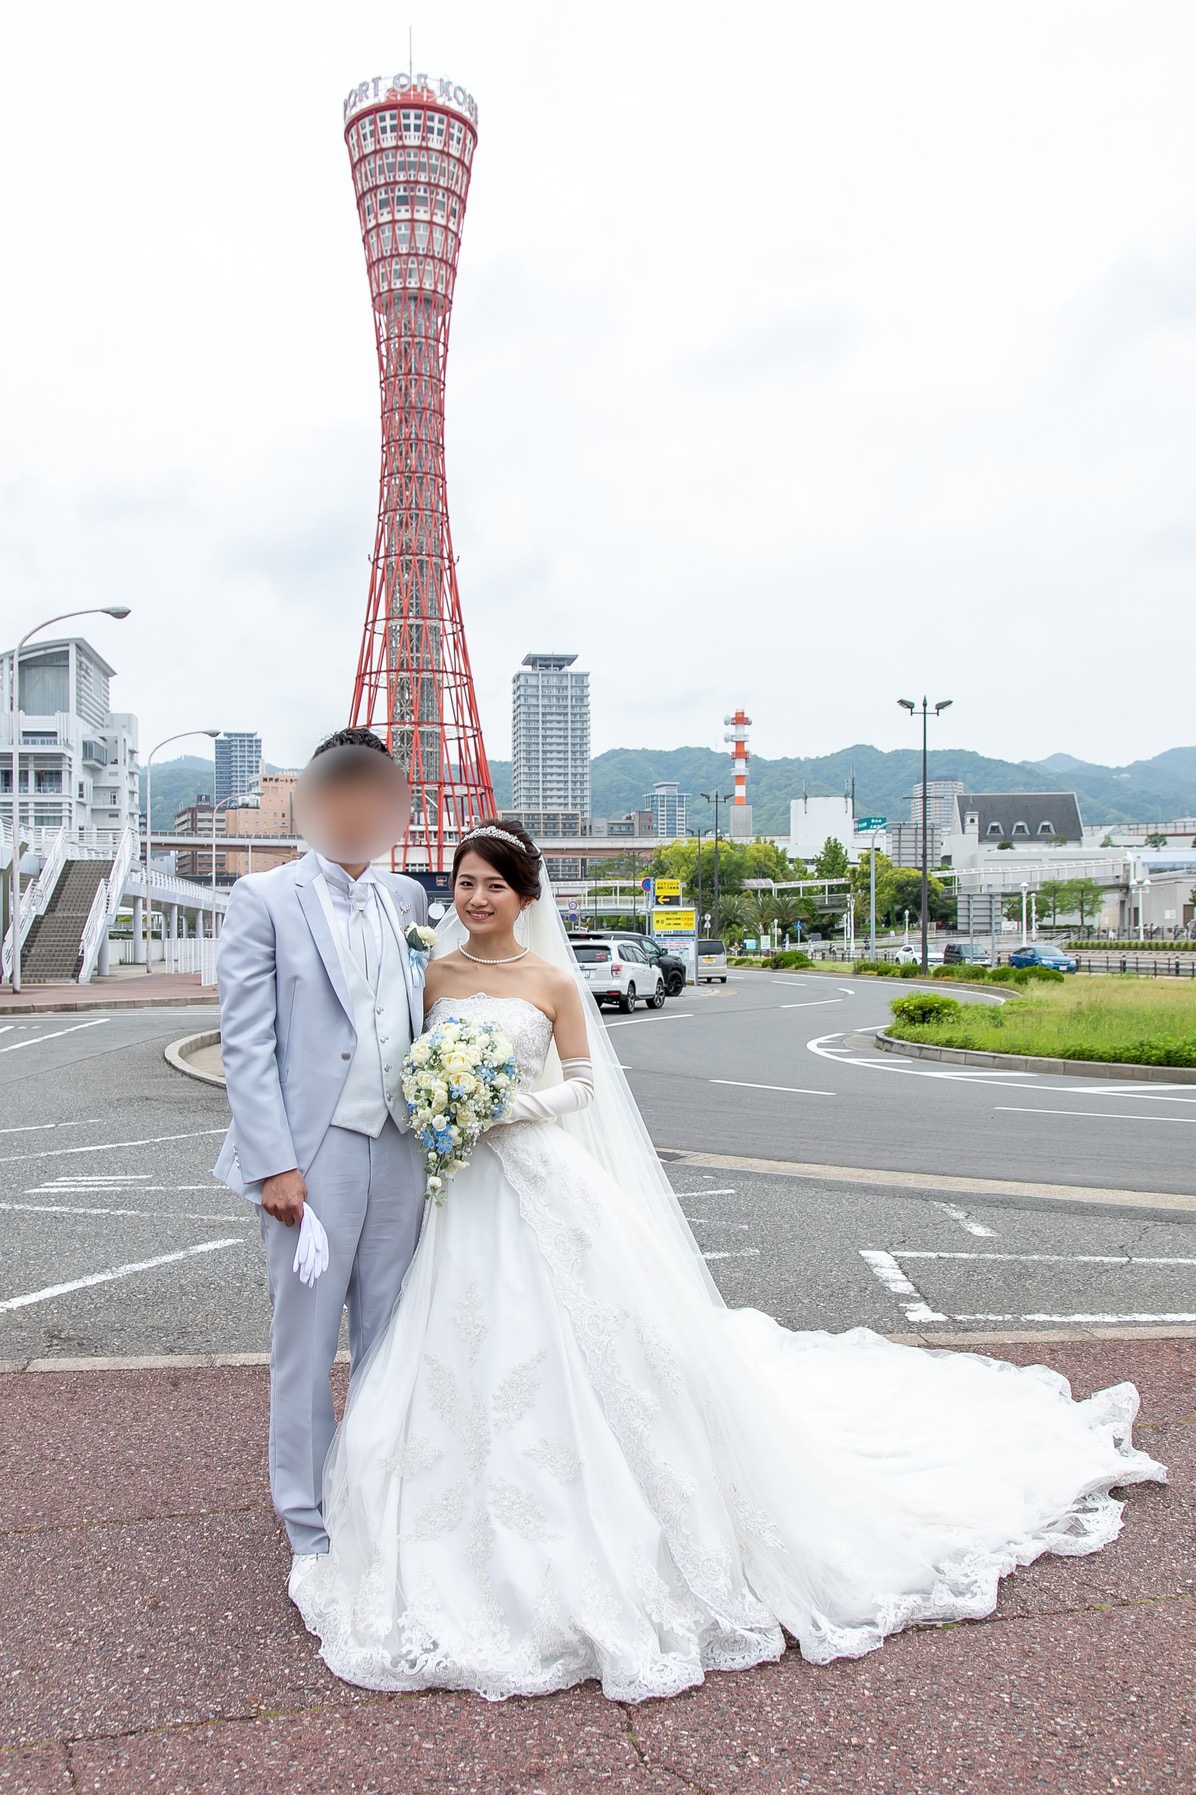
[{"left": 954, "top": 792, "right": 1083, "bottom": 845}]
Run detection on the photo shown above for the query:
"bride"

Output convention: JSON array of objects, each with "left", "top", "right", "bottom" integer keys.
[{"left": 291, "top": 819, "right": 1165, "bottom": 1703}]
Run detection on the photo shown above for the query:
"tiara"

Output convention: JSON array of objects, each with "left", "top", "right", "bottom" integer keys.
[{"left": 460, "top": 825, "right": 542, "bottom": 858}]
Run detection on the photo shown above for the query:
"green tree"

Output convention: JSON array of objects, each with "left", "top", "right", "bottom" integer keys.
[
  {"left": 814, "top": 836, "right": 851, "bottom": 879},
  {"left": 1036, "top": 879, "right": 1072, "bottom": 925},
  {"left": 1145, "top": 832, "right": 1169, "bottom": 849},
  {"left": 1066, "top": 877, "right": 1105, "bottom": 929},
  {"left": 877, "top": 867, "right": 952, "bottom": 928}
]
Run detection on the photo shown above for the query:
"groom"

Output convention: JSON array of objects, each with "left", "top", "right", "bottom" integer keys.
[{"left": 214, "top": 727, "right": 428, "bottom": 1588}]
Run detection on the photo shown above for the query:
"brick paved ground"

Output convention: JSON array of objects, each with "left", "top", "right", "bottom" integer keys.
[
  {"left": 0, "top": 1340, "right": 1191, "bottom": 1793},
  {"left": 0, "top": 969, "right": 217, "bottom": 1014}
]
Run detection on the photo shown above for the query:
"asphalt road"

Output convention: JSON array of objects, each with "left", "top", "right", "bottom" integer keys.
[{"left": 0, "top": 980, "right": 1193, "bottom": 1361}]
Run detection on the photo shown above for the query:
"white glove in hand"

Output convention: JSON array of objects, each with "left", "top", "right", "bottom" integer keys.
[
  {"left": 292, "top": 1204, "right": 330, "bottom": 1287},
  {"left": 501, "top": 1058, "right": 595, "bottom": 1124}
]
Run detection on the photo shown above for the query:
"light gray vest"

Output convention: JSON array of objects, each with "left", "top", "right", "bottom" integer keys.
[{"left": 330, "top": 894, "right": 413, "bottom": 1137}]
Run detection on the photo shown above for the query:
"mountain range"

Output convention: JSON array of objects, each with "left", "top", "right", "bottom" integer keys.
[{"left": 144, "top": 746, "right": 1196, "bottom": 835}]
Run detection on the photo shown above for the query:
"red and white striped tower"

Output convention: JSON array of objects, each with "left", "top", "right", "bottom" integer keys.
[
  {"left": 342, "top": 70, "right": 494, "bottom": 869},
  {"left": 724, "top": 710, "right": 752, "bottom": 813}
]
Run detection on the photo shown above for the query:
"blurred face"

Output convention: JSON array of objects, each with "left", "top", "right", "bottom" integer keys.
[
  {"left": 453, "top": 851, "right": 528, "bottom": 940},
  {"left": 294, "top": 748, "right": 412, "bottom": 866}
]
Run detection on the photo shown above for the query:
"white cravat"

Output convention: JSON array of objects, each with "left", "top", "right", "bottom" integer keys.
[{"left": 316, "top": 855, "right": 384, "bottom": 963}]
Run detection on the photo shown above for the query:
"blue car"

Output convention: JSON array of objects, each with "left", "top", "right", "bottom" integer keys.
[{"left": 1008, "top": 943, "right": 1077, "bottom": 972}]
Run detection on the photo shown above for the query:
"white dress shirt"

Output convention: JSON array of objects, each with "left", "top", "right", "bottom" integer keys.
[{"left": 315, "top": 855, "right": 384, "bottom": 961}]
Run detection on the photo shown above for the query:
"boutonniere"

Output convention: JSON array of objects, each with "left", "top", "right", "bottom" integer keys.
[{"left": 404, "top": 923, "right": 437, "bottom": 987}]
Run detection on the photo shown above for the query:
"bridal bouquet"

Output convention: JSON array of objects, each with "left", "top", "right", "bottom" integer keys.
[{"left": 401, "top": 1017, "right": 519, "bottom": 1203}]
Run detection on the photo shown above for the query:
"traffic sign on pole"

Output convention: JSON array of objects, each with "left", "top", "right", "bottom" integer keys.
[{"left": 856, "top": 816, "right": 887, "bottom": 831}]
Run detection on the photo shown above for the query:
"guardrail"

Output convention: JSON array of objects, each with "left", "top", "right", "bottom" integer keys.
[{"left": 1076, "top": 954, "right": 1196, "bottom": 978}]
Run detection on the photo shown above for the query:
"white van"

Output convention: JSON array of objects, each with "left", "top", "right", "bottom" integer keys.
[{"left": 697, "top": 938, "right": 728, "bottom": 983}]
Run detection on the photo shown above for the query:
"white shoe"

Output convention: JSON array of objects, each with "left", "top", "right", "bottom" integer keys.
[{"left": 287, "top": 1551, "right": 325, "bottom": 1605}]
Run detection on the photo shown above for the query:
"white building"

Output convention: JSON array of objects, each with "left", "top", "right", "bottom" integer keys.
[
  {"left": 644, "top": 781, "right": 688, "bottom": 838},
  {"left": 0, "top": 636, "right": 139, "bottom": 836},
  {"left": 911, "top": 779, "right": 966, "bottom": 828},
  {"left": 512, "top": 653, "right": 591, "bottom": 817},
  {"left": 786, "top": 793, "right": 855, "bottom": 864}
]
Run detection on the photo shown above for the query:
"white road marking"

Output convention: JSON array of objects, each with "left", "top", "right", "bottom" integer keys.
[
  {"left": 0, "top": 1128, "right": 227, "bottom": 1166},
  {"left": 899, "top": 1251, "right": 1196, "bottom": 1265},
  {"left": 780, "top": 999, "right": 846, "bottom": 1010},
  {"left": 0, "top": 1117, "right": 105, "bottom": 1138},
  {"left": 711, "top": 1079, "right": 836, "bottom": 1097},
  {"left": 858, "top": 1250, "right": 947, "bottom": 1323},
  {"left": 673, "top": 1189, "right": 738, "bottom": 1199},
  {"left": 0, "top": 1026, "right": 12, "bottom": 1038},
  {"left": 0, "top": 1019, "right": 108, "bottom": 1054},
  {"left": 702, "top": 1248, "right": 761, "bottom": 1261},
  {"left": 839, "top": 986, "right": 856, "bottom": 994},
  {"left": 0, "top": 1238, "right": 244, "bottom": 1313},
  {"left": 996, "top": 1106, "right": 1196, "bottom": 1125},
  {"left": 0, "top": 1201, "right": 250, "bottom": 1223},
  {"left": 859, "top": 1247, "right": 1196, "bottom": 1327},
  {"left": 933, "top": 1201, "right": 996, "bottom": 1237},
  {"left": 26, "top": 1184, "right": 220, "bottom": 1193},
  {"left": 606, "top": 1013, "right": 694, "bottom": 1029}
]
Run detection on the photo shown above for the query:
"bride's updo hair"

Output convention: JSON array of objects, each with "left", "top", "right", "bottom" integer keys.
[{"left": 452, "top": 817, "right": 543, "bottom": 902}]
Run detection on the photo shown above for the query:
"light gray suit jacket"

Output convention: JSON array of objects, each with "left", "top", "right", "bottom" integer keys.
[{"left": 212, "top": 851, "right": 428, "bottom": 1201}]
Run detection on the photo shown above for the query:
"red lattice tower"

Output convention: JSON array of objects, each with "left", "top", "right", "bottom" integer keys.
[{"left": 343, "top": 73, "right": 494, "bottom": 869}]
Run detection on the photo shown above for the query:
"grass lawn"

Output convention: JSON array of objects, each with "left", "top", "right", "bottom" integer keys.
[{"left": 887, "top": 976, "right": 1196, "bottom": 1067}]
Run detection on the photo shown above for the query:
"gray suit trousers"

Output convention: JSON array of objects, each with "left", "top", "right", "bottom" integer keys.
[{"left": 259, "top": 1119, "right": 424, "bottom": 1554}]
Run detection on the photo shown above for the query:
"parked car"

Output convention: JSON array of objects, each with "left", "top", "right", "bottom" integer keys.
[
  {"left": 943, "top": 942, "right": 993, "bottom": 966},
  {"left": 569, "top": 939, "right": 666, "bottom": 1011},
  {"left": 697, "top": 938, "right": 728, "bottom": 982},
  {"left": 1007, "top": 943, "right": 1077, "bottom": 972},
  {"left": 893, "top": 943, "right": 946, "bottom": 966},
  {"left": 569, "top": 931, "right": 685, "bottom": 996}
]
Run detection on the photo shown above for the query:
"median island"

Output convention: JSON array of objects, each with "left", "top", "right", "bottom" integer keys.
[{"left": 884, "top": 977, "right": 1196, "bottom": 1069}]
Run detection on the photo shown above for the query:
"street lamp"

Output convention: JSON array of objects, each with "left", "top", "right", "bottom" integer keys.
[
  {"left": 211, "top": 788, "right": 259, "bottom": 912},
  {"left": 898, "top": 697, "right": 952, "bottom": 974},
  {"left": 144, "top": 730, "right": 221, "bottom": 972},
  {"left": 7, "top": 606, "right": 131, "bottom": 993},
  {"left": 1129, "top": 872, "right": 1152, "bottom": 943},
  {"left": 694, "top": 827, "right": 710, "bottom": 949},
  {"left": 699, "top": 793, "right": 731, "bottom": 940},
  {"left": 1020, "top": 882, "right": 1029, "bottom": 948}
]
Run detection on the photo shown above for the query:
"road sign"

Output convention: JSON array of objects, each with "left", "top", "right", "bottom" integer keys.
[
  {"left": 640, "top": 877, "right": 653, "bottom": 892},
  {"left": 655, "top": 878, "right": 682, "bottom": 906},
  {"left": 856, "top": 816, "right": 887, "bottom": 831},
  {"left": 653, "top": 907, "right": 697, "bottom": 935}
]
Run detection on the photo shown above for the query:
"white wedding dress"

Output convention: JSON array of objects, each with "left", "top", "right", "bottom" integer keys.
[{"left": 292, "top": 991, "right": 1165, "bottom": 1703}]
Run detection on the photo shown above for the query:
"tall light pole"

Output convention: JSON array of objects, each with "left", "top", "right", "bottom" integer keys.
[
  {"left": 7, "top": 606, "right": 131, "bottom": 993},
  {"left": 694, "top": 826, "right": 710, "bottom": 932},
  {"left": 145, "top": 730, "right": 221, "bottom": 973},
  {"left": 700, "top": 792, "right": 731, "bottom": 940},
  {"left": 211, "top": 788, "right": 258, "bottom": 911},
  {"left": 898, "top": 697, "right": 952, "bottom": 974},
  {"left": 1020, "top": 881, "right": 1029, "bottom": 947}
]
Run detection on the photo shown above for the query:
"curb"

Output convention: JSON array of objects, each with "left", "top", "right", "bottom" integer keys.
[
  {"left": 164, "top": 1029, "right": 225, "bottom": 1087},
  {"left": 3, "top": 1329, "right": 1194, "bottom": 1375},
  {"left": 0, "top": 993, "right": 218, "bottom": 1015},
  {"left": 876, "top": 1030, "right": 1196, "bottom": 1083},
  {"left": 664, "top": 1148, "right": 1196, "bottom": 1212}
]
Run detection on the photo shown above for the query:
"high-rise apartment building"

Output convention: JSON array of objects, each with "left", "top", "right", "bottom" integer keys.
[
  {"left": 214, "top": 732, "right": 262, "bottom": 804},
  {"left": 511, "top": 654, "right": 590, "bottom": 817},
  {"left": 911, "top": 779, "right": 966, "bottom": 828},
  {"left": 644, "top": 781, "right": 688, "bottom": 838}
]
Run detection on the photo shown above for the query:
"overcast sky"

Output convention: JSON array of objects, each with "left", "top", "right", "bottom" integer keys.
[{"left": 2, "top": 1, "right": 1193, "bottom": 775}]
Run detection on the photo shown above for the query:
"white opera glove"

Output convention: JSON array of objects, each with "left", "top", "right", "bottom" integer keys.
[
  {"left": 292, "top": 1203, "right": 330, "bottom": 1287},
  {"left": 499, "top": 1058, "right": 596, "bottom": 1125}
]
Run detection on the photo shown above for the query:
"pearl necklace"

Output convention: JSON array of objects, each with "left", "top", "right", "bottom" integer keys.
[{"left": 459, "top": 943, "right": 530, "bottom": 965}]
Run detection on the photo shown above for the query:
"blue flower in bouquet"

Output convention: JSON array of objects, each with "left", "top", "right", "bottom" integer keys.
[{"left": 400, "top": 1017, "right": 519, "bottom": 1203}]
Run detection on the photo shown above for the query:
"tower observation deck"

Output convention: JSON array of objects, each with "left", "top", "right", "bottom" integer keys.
[{"left": 342, "top": 70, "right": 494, "bottom": 869}]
